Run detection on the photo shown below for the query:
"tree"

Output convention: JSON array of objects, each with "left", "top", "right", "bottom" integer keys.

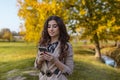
[
  {"left": 18, "top": 0, "right": 120, "bottom": 59},
  {"left": 0, "top": 28, "right": 12, "bottom": 41},
  {"left": 17, "top": 0, "right": 69, "bottom": 43},
  {"left": 61, "top": 0, "right": 120, "bottom": 59},
  {"left": 107, "top": 0, "right": 120, "bottom": 48},
  {"left": 12, "top": 31, "right": 19, "bottom": 36},
  {"left": 0, "top": 31, "right": 2, "bottom": 39}
]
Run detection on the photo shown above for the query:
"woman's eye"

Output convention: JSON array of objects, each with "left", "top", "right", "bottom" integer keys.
[
  {"left": 48, "top": 24, "right": 58, "bottom": 28},
  {"left": 48, "top": 25, "right": 51, "bottom": 28},
  {"left": 53, "top": 24, "right": 58, "bottom": 28}
]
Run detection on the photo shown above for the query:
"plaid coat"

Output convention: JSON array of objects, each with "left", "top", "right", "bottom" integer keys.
[{"left": 34, "top": 42, "right": 74, "bottom": 80}]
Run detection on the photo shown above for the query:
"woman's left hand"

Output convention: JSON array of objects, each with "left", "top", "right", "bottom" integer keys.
[{"left": 43, "top": 52, "right": 55, "bottom": 62}]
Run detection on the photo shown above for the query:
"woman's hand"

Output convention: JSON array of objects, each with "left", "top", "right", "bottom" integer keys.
[
  {"left": 38, "top": 52, "right": 45, "bottom": 62},
  {"left": 43, "top": 52, "right": 56, "bottom": 62},
  {"left": 38, "top": 52, "right": 57, "bottom": 62}
]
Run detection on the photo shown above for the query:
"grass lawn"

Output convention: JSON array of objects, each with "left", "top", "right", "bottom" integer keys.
[{"left": 0, "top": 42, "right": 120, "bottom": 80}]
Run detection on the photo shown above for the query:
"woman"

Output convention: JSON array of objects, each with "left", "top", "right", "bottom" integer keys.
[{"left": 34, "top": 15, "right": 74, "bottom": 80}]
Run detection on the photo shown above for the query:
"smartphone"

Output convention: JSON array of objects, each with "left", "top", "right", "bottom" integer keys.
[{"left": 38, "top": 47, "right": 47, "bottom": 52}]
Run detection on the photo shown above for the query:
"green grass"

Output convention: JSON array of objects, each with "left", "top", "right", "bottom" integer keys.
[
  {"left": 0, "top": 42, "right": 37, "bottom": 80},
  {"left": 0, "top": 42, "right": 120, "bottom": 80}
]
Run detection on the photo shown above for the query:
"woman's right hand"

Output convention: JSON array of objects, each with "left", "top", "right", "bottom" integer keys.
[{"left": 38, "top": 52, "right": 45, "bottom": 62}]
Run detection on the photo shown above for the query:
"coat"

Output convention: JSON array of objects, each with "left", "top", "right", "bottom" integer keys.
[{"left": 34, "top": 42, "right": 74, "bottom": 80}]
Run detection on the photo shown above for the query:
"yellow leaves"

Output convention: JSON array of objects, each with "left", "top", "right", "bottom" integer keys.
[
  {"left": 81, "top": 0, "right": 85, "bottom": 5},
  {"left": 116, "top": 36, "right": 120, "bottom": 40},
  {"left": 51, "top": 0, "right": 57, "bottom": 14},
  {"left": 76, "top": 27, "right": 80, "bottom": 32},
  {"left": 107, "top": 16, "right": 116, "bottom": 27},
  {"left": 67, "top": 0, "right": 76, "bottom": 6},
  {"left": 79, "top": 9, "right": 86, "bottom": 16},
  {"left": 17, "top": 0, "right": 69, "bottom": 43},
  {"left": 101, "top": 16, "right": 105, "bottom": 21},
  {"left": 96, "top": 25, "right": 107, "bottom": 38},
  {"left": 75, "top": 24, "right": 82, "bottom": 33},
  {"left": 111, "top": 25, "right": 120, "bottom": 32},
  {"left": 97, "top": 25, "right": 106, "bottom": 33}
]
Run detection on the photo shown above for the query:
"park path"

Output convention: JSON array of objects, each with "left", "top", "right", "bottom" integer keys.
[{"left": 7, "top": 67, "right": 39, "bottom": 80}]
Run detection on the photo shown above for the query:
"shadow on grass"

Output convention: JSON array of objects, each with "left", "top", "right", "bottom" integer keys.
[
  {"left": 72, "top": 44, "right": 95, "bottom": 56},
  {"left": 68, "top": 60, "right": 120, "bottom": 80},
  {"left": 1, "top": 56, "right": 120, "bottom": 80},
  {"left": 1, "top": 57, "right": 120, "bottom": 80},
  {"left": 73, "top": 47, "right": 95, "bottom": 55},
  {"left": 0, "top": 57, "right": 39, "bottom": 80}
]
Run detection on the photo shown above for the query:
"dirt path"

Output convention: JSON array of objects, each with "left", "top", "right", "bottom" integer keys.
[{"left": 7, "top": 67, "right": 39, "bottom": 80}]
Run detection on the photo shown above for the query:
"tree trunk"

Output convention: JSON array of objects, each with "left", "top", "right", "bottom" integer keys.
[
  {"left": 116, "top": 40, "right": 120, "bottom": 48},
  {"left": 93, "top": 33, "right": 101, "bottom": 59},
  {"left": 114, "top": 40, "right": 117, "bottom": 47}
]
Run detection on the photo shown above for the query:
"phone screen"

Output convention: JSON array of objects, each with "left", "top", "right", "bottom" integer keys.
[{"left": 38, "top": 47, "right": 47, "bottom": 52}]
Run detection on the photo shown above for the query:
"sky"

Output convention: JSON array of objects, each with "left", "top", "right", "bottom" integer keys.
[{"left": 0, "top": 0, "right": 21, "bottom": 32}]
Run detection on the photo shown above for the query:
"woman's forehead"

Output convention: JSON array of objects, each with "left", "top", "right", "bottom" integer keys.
[{"left": 48, "top": 20, "right": 57, "bottom": 24}]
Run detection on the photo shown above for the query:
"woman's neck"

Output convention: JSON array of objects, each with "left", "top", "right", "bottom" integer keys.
[{"left": 50, "top": 37, "right": 59, "bottom": 44}]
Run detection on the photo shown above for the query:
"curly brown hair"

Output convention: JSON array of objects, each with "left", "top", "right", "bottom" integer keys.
[{"left": 39, "top": 15, "right": 70, "bottom": 61}]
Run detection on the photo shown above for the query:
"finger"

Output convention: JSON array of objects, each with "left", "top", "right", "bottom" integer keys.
[
  {"left": 44, "top": 53, "right": 50, "bottom": 57},
  {"left": 44, "top": 55, "right": 50, "bottom": 59},
  {"left": 38, "top": 52, "right": 43, "bottom": 56},
  {"left": 39, "top": 55, "right": 43, "bottom": 58},
  {"left": 44, "top": 54, "right": 53, "bottom": 59},
  {"left": 44, "top": 55, "right": 53, "bottom": 61},
  {"left": 44, "top": 56, "right": 49, "bottom": 61},
  {"left": 44, "top": 55, "right": 51, "bottom": 61},
  {"left": 38, "top": 55, "right": 44, "bottom": 61},
  {"left": 44, "top": 52, "right": 52, "bottom": 56},
  {"left": 40, "top": 52, "right": 44, "bottom": 55}
]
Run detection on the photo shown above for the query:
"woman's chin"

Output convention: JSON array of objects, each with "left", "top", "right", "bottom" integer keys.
[{"left": 49, "top": 35, "right": 55, "bottom": 37}]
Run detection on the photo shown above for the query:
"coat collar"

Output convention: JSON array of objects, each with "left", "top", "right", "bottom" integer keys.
[{"left": 52, "top": 41, "right": 60, "bottom": 57}]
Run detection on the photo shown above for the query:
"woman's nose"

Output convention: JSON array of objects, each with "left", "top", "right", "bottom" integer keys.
[{"left": 49, "top": 27, "right": 53, "bottom": 30}]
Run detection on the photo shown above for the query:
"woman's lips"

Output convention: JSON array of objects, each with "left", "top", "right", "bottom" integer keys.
[{"left": 49, "top": 32, "right": 54, "bottom": 35}]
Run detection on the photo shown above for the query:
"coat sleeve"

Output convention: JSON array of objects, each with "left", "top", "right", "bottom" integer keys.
[
  {"left": 34, "top": 50, "right": 43, "bottom": 69},
  {"left": 62, "top": 43, "right": 74, "bottom": 75}
]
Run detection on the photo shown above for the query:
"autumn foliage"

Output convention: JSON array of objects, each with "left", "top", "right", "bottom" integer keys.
[{"left": 17, "top": 0, "right": 69, "bottom": 43}]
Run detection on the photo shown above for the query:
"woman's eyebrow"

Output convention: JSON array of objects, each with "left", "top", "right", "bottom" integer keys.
[
  {"left": 48, "top": 24, "right": 58, "bottom": 26},
  {"left": 48, "top": 23, "right": 57, "bottom": 25},
  {"left": 53, "top": 24, "right": 57, "bottom": 25}
]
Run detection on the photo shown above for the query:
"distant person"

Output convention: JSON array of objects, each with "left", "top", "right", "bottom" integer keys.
[{"left": 34, "top": 15, "right": 74, "bottom": 80}]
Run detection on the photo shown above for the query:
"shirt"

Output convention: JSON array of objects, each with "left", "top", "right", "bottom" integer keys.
[{"left": 47, "top": 41, "right": 58, "bottom": 53}]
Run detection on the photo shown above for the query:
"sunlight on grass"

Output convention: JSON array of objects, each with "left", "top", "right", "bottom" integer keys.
[
  {"left": 0, "top": 42, "right": 36, "bottom": 62},
  {"left": 0, "top": 52, "right": 35, "bottom": 62},
  {"left": 1, "top": 54, "right": 34, "bottom": 62},
  {"left": 0, "top": 42, "right": 120, "bottom": 80}
]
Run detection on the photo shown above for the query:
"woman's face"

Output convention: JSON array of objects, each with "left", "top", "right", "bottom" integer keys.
[{"left": 47, "top": 20, "right": 60, "bottom": 38}]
